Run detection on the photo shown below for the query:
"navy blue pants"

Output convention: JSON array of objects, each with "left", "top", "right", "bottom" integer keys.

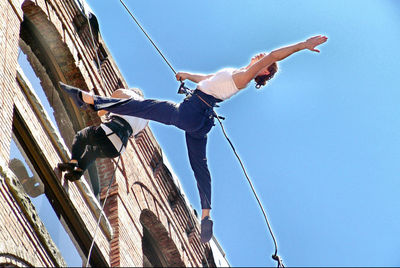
[{"left": 93, "top": 90, "right": 221, "bottom": 210}]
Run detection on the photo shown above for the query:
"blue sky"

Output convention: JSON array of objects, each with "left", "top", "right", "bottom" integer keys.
[
  {"left": 83, "top": 0, "right": 400, "bottom": 266},
  {"left": 15, "top": 0, "right": 394, "bottom": 266}
]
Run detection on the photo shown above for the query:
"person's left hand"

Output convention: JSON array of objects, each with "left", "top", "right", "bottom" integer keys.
[
  {"left": 250, "top": 52, "right": 266, "bottom": 64},
  {"left": 304, "top": 35, "right": 328, "bottom": 53},
  {"left": 176, "top": 72, "right": 189, "bottom": 81}
]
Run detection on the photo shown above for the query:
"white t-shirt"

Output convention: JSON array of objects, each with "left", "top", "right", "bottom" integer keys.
[
  {"left": 197, "top": 68, "right": 239, "bottom": 100},
  {"left": 100, "top": 90, "right": 149, "bottom": 152}
]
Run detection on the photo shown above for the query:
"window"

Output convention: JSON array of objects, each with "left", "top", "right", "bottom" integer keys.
[
  {"left": 13, "top": 50, "right": 83, "bottom": 267},
  {"left": 17, "top": 47, "right": 100, "bottom": 197},
  {"left": 142, "top": 226, "right": 168, "bottom": 267},
  {"left": 17, "top": 11, "right": 111, "bottom": 267},
  {"left": 9, "top": 136, "right": 82, "bottom": 266}
]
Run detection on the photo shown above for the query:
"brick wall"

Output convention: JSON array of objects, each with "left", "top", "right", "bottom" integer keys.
[
  {"left": 0, "top": 0, "right": 21, "bottom": 162},
  {"left": 0, "top": 0, "right": 219, "bottom": 266},
  {"left": 0, "top": 165, "right": 61, "bottom": 267},
  {"left": 0, "top": 0, "right": 57, "bottom": 265}
]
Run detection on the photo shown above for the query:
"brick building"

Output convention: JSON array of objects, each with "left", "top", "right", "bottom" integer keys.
[{"left": 0, "top": 0, "right": 229, "bottom": 266}]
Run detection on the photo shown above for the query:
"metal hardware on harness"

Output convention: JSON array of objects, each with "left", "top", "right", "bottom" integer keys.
[
  {"left": 195, "top": 94, "right": 225, "bottom": 120},
  {"left": 177, "top": 81, "right": 225, "bottom": 119},
  {"left": 177, "top": 81, "right": 193, "bottom": 95}
]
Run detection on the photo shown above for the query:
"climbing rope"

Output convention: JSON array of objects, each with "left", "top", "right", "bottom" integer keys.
[
  {"left": 214, "top": 114, "right": 285, "bottom": 268},
  {"left": 118, "top": 0, "right": 177, "bottom": 75},
  {"left": 85, "top": 147, "right": 123, "bottom": 267},
  {"left": 117, "top": 1, "right": 285, "bottom": 267},
  {"left": 82, "top": 4, "right": 123, "bottom": 266}
]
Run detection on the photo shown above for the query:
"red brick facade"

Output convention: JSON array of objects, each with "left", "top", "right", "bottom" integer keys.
[{"left": 0, "top": 0, "right": 226, "bottom": 266}]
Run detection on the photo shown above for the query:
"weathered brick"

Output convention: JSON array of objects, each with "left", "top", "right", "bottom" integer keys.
[{"left": 0, "top": 0, "right": 221, "bottom": 267}]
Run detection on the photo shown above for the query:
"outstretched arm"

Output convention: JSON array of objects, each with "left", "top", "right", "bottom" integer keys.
[
  {"left": 175, "top": 72, "right": 213, "bottom": 83},
  {"left": 233, "top": 35, "right": 328, "bottom": 89}
]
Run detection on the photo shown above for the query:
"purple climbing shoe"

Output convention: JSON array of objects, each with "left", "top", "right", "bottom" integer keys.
[
  {"left": 59, "top": 81, "right": 87, "bottom": 108},
  {"left": 200, "top": 216, "right": 213, "bottom": 243}
]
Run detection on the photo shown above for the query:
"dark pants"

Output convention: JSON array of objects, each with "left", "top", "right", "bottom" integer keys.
[
  {"left": 71, "top": 125, "right": 120, "bottom": 171},
  {"left": 93, "top": 90, "right": 220, "bottom": 209}
]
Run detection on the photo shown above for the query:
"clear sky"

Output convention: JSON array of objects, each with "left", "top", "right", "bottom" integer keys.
[{"left": 84, "top": 0, "right": 400, "bottom": 266}]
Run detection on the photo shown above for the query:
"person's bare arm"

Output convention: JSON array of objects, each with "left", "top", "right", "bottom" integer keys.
[
  {"left": 233, "top": 35, "right": 328, "bottom": 89},
  {"left": 175, "top": 72, "right": 213, "bottom": 83},
  {"left": 97, "top": 89, "right": 131, "bottom": 117}
]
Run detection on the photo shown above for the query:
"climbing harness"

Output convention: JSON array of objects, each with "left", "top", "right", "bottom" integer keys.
[
  {"left": 116, "top": 1, "right": 285, "bottom": 267},
  {"left": 179, "top": 82, "right": 225, "bottom": 119},
  {"left": 104, "top": 115, "right": 134, "bottom": 146}
]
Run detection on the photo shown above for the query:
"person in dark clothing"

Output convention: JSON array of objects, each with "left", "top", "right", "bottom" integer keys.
[{"left": 58, "top": 87, "right": 148, "bottom": 181}]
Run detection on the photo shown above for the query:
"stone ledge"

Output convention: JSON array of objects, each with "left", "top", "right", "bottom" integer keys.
[{"left": 0, "top": 158, "right": 67, "bottom": 267}]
